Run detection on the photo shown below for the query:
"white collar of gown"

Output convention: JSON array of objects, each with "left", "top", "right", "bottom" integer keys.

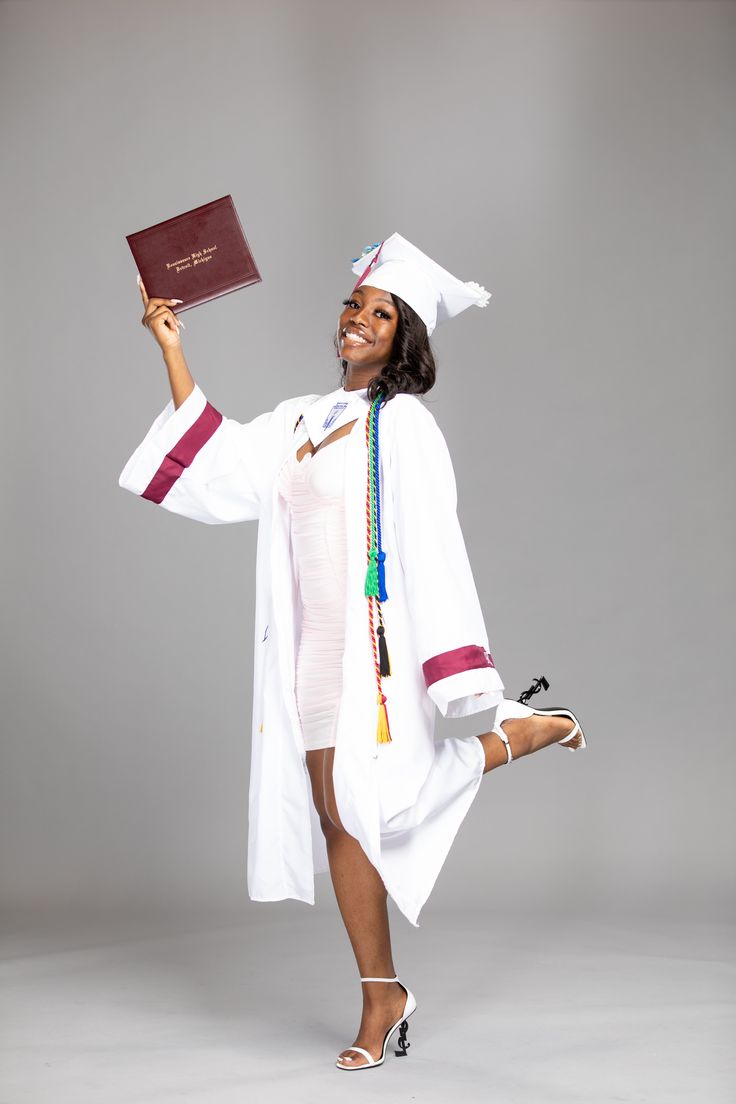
[{"left": 302, "top": 384, "right": 371, "bottom": 447}]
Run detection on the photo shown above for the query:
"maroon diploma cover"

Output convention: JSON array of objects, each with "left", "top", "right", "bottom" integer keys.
[{"left": 125, "top": 195, "right": 261, "bottom": 312}]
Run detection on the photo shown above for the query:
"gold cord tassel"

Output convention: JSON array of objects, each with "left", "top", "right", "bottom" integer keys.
[{"left": 376, "top": 692, "right": 392, "bottom": 744}]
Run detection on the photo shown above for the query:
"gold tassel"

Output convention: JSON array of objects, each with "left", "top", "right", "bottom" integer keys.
[{"left": 376, "top": 692, "right": 392, "bottom": 744}]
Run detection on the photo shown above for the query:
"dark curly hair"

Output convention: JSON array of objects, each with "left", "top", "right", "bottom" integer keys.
[{"left": 334, "top": 293, "right": 437, "bottom": 405}]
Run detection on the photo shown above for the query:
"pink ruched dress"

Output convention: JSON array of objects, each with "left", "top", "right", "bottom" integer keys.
[{"left": 277, "top": 435, "right": 349, "bottom": 751}]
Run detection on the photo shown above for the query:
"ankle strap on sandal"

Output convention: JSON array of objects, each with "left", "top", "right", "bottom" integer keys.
[
  {"left": 360, "top": 975, "right": 399, "bottom": 982},
  {"left": 494, "top": 726, "right": 513, "bottom": 764}
]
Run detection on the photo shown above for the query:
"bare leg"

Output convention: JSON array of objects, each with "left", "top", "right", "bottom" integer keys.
[
  {"left": 306, "top": 748, "right": 407, "bottom": 1068},
  {"left": 304, "top": 713, "right": 580, "bottom": 1065},
  {"left": 477, "top": 711, "right": 581, "bottom": 774}
]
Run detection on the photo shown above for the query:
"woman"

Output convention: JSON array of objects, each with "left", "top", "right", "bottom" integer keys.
[{"left": 119, "top": 233, "right": 586, "bottom": 1072}]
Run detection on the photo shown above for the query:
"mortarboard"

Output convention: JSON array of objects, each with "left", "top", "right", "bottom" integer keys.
[{"left": 351, "top": 232, "right": 491, "bottom": 336}]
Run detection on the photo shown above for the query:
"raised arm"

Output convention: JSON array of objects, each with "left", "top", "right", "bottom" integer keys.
[
  {"left": 120, "top": 276, "right": 319, "bottom": 523},
  {"left": 137, "top": 274, "right": 194, "bottom": 409}
]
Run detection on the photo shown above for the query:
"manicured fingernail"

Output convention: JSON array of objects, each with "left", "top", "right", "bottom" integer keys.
[
  {"left": 177, "top": 318, "right": 186, "bottom": 329},
  {"left": 136, "top": 273, "right": 142, "bottom": 286},
  {"left": 170, "top": 298, "right": 183, "bottom": 304}
]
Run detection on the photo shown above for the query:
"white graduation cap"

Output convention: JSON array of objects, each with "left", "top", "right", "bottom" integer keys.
[{"left": 350, "top": 232, "right": 491, "bottom": 336}]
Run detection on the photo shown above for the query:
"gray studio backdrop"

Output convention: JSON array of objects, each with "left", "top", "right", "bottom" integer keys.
[{"left": 1, "top": 0, "right": 734, "bottom": 938}]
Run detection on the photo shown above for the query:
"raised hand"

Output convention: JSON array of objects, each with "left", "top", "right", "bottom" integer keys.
[{"left": 137, "top": 274, "right": 184, "bottom": 352}]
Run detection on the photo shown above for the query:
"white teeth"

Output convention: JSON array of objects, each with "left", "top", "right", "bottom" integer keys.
[{"left": 343, "top": 330, "right": 369, "bottom": 344}]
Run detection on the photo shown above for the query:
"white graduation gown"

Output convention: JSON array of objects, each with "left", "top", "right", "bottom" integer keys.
[{"left": 118, "top": 382, "right": 505, "bottom": 926}]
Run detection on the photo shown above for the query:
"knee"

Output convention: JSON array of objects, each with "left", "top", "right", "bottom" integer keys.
[
  {"left": 324, "top": 784, "right": 348, "bottom": 833},
  {"left": 318, "top": 804, "right": 346, "bottom": 838},
  {"left": 306, "top": 749, "right": 347, "bottom": 836},
  {"left": 310, "top": 787, "right": 345, "bottom": 837},
  {"left": 317, "top": 808, "right": 336, "bottom": 837}
]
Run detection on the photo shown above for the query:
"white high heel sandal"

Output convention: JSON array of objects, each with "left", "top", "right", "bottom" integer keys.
[
  {"left": 335, "top": 976, "right": 417, "bottom": 1071},
  {"left": 491, "top": 675, "right": 587, "bottom": 764}
]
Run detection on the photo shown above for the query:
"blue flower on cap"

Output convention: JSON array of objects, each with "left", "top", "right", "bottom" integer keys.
[{"left": 350, "top": 242, "right": 382, "bottom": 263}]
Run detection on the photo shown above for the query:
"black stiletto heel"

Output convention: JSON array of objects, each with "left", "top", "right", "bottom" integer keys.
[
  {"left": 394, "top": 1019, "right": 410, "bottom": 1056},
  {"left": 517, "top": 675, "right": 550, "bottom": 705}
]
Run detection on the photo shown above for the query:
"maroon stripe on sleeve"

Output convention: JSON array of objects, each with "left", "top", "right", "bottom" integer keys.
[
  {"left": 142, "top": 401, "right": 223, "bottom": 504},
  {"left": 422, "top": 644, "right": 495, "bottom": 688}
]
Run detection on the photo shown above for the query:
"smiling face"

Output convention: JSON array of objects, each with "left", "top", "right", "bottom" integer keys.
[{"left": 337, "top": 284, "right": 399, "bottom": 390}]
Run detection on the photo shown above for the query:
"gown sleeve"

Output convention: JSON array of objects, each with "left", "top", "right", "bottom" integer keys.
[
  {"left": 118, "top": 382, "right": 314, "bottom": 524},
  {"left": 389, "top": 396, "right": 505, "bottom": 718}
]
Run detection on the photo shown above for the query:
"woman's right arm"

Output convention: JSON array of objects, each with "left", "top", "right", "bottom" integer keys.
[
  {"left": 119, "top": 277, "right": 315, "bottom": 524},
  {"left": 137, "top": 274, "right": 194, "bottom": 409}
]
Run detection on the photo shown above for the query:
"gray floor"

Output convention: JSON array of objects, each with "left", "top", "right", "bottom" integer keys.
[{"left": 1, "top": 904, "right": 733, "bottom": 1103}]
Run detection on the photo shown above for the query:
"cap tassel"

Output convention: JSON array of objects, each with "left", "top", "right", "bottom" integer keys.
[
  {"left": 352, "top": 240, "right": 385, "bottom": 292},
  {"left": 376, "top": 691, "right": 392, "bottom": 744}
]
